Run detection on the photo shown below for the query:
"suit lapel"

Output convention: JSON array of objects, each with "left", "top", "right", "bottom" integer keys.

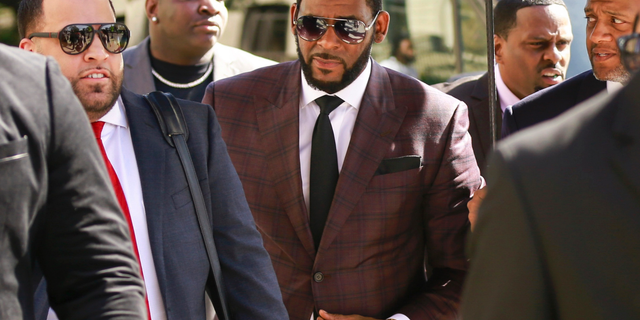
[
  {"left": 577, "top": 70, "right": 607, "bottom": 103},
  {"left": 318, "top": 62, "right": 407, "bottom": 252},
  {"left": 121, "top": 88, "right": 170, "bottom": 298},
  {"left": 609, "top": 76, "right": 640, "bottom": 203},
  {"left": 123, "top": 38, "right": 156, "bottom": 95},
  {"left": 254, "top": 62, "right": 317, "bottom": 258}
]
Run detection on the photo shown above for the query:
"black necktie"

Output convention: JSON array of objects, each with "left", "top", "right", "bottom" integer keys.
[{"left": 310, "top": 95, "right": 344, "bottom": 250}]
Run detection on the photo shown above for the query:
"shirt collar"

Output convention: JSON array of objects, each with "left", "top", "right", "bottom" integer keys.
[
  {"left": 495, "top": 64, "right": 521, "bottom": 112},
  {"left": 300, "top": 57, "right": 372, "bottom": 110},
  {"left": 99, "top": 95, "right": 128, "bottom": 128},
  {"left": 606, "top": 80, "right": 624, "bottom": 94}
]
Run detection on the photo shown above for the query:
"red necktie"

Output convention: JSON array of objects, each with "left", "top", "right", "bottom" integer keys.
[{"left": 91, "top": 121, "right": 151, "bottom": 319}]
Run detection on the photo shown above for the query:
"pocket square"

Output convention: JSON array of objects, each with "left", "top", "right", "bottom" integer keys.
[{"left": 375, "top": 155, "right": 421, "bottom": 175}]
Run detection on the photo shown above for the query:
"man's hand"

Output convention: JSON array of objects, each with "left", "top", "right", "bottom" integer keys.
[
  {"left": 317, "top": 309, "right": 383, "bottom": 320},
  {"left": 468, "top": 186, "right": 487, "bottom": 232}
]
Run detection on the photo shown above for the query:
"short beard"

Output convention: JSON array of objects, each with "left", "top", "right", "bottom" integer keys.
[
  {"left": 71, "top": 75, "right": 122, "bottom": 120},
  {"left": 297, "top": 36, "right": 373, "bottom": 94},
  {"left": 593, "top": 63, "right": 631, "bottom": 83}
]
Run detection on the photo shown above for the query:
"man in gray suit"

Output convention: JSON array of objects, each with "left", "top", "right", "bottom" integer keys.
[
  {"left": 461, "top": 28, "right": 640, "bottom": 319},
  {"left": 18, "top": 0, "right": 288, "bottom": 319},
  {"left": 0, "top": 44, "right": 146, "bottom": 319},
  {"left": 123, "top": 0, "right": 276, "bottom": 102}
]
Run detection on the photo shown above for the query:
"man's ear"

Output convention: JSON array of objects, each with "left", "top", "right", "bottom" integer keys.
[
  {"left": 373, "top": 11, "right": 390, "bottom": 43},
  {"left": 146, "top": 0, "right": 159, "bottom": 22},
  {"left": 19, "top": 38, "right": 36, "bottom": 52},
  {"left": 290, "top": 3, "right": 298, "bottom": 36},
  {"left": 494, "top": 34, "right": 504, "bottom": 64}
]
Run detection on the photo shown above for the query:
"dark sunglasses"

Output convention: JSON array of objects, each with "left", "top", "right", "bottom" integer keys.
[
  {"left": 28, "top": 23, "right": 130, "bottom": 55},
  {"left": 294, "top": 11, "right": 381, "bottom": 44},
  {"left": 618, "top": 14, "right": 640, "bottom": 73}
]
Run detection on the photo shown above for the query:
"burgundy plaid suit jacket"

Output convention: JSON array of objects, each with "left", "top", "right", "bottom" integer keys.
[{"left": 204, "top": 61, "right": 482, "bottom": 320}]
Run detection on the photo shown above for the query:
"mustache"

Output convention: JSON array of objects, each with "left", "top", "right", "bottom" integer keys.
[{"left": 309, "top": 53, "right": 347, "bottom": 66}]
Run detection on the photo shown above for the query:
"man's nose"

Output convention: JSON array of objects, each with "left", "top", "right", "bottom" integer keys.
[
  {"left": 84, "top": 33, "right": 109, "bottom": 62},
  {"left": 316, "top": 25, "right": 342, "bottom": 50}
]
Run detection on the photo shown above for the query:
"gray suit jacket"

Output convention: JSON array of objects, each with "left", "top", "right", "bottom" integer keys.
[
  {"left": 123, "top": 37, "right": 276, "bottom": 95},
  {"left": 462, "top": 73, "right": 640, "bottom": 319},
  {"left": 435, "top": 73, "right": 500, "bottom": 176},
  {"left": 36, "top": 88, "right": 289, "bottom": 320},
  {"left": 0, "top": 44, "right": 146, "bottom": 319}
]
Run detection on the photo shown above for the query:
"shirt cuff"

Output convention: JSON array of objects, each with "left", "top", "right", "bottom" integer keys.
[{"left": 389, "top": 314, "right": 410, "bottom": 320}]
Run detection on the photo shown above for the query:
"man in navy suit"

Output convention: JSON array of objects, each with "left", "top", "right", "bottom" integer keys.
[
  {"left": 502, "top": 0, "right": 640, "bottom": 137},
  {"left": 18, "top": 0, "right": 288, "bottom": 319}
]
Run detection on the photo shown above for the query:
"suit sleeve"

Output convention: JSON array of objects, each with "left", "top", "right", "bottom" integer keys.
[
  {"left": 400, "top": 101, "right": 482, "bottom": 318},
  {"left": 501, "top": 106, "right": 517, "bottom": 138},
  {"left": 460, "top": 151, "right": 552, "bottom": 319},
  {"left": 204, "top": 105, "right": 289, "bottom": 319},
  {"left": 35, "top": 58, "right": 147, "bottom": 320}
]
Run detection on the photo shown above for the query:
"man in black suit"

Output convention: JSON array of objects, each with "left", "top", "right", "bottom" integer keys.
[
  {"left": 502, "top": 0, "right": 640, "bottom": 137},
  {"left": 17, "top": 0, "right": 288, "bottom": 319},
  {"left": 436, "top": 0, "right": 572, "bottom": 175},
  {"left": 0, "top": 44, "right": 146, "bottom": 319},
  {"left": 461, "top": 35, "right": 640, "bottom": 318}
]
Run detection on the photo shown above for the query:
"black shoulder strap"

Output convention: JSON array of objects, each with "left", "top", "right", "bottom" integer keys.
[{"left": 144, "top": 91, "right": 229, "bottom": 320}]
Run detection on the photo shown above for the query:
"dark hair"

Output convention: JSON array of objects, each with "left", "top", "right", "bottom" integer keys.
[
  {"left": 391, "top": 36, "right": 411, "bottom": 57},
  {"left": 17, "top": 0, "right": 116, "bottom": 38},
  {"left": 294, "top": 0, "right": 382, "bottom": 19},
  {"left": 494, "top": 0, "right": 567, "bottom": 39}
]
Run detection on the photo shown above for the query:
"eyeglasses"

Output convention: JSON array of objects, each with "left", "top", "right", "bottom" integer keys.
[
  {"left": 294, "top": 11, "right": 381, "bottom": 44},
  {"left": 618, "top": 14, "right": 640, "bottom": 73},
  {"left": 28, "top": 23, "right": 130, "bottom": 55}
]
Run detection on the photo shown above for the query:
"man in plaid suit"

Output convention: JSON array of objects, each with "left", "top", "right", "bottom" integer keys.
[{"left": 204, "top": 0, "right": 482, "bottom": 319}]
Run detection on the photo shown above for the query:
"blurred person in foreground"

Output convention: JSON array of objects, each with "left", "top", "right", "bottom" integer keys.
[
  {"left": 205, "top": 0, "right": 483, "bottom": 318},
  {"left": 379, "top": 36, "right": 419, "bottom": 78},
  {"left": 461, "top": 19, "right": 640, "bottom": 319},
  {"left": 122, "top": 0, "right": 276, "bottom": 102},
  {"left": 17, "top": 0, "right": 288, "bottom": 319},
  {"left": 503, "top": 0, "right": 640, "bottom": 137},
  {"left": 436, "top": 0, "right": 572, "bottom": 176},
  {"left": 0, "top": 44, "right": 146, "bottom": 319}
]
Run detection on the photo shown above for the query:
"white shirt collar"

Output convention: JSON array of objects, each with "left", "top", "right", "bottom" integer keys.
[
  {"left": 494, "top": 64, "right": 521, "bottom": 113},
  {"left": 300, "top": 58, "right": 372, "bottom": 110},
  {"left": 606, "top": 80, "right": 624, "bottom": 94},
  {"left": 99, "top": 95, "right": 128, "bottom": 128}
]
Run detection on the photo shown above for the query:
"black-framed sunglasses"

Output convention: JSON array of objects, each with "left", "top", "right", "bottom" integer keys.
[
  {"left": 28, "top": 23, "right": 130, "bottom": 55},
  {"left": 294, "top": 11, "right": 381, "bottom": 44},
  {"left": 618, "top": 14, "right": 640, "bottom": 73}
]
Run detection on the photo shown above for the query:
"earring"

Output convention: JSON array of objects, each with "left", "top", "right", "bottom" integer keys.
[{"left": 151, "top": 16, "right": 158, "bottom": 22}]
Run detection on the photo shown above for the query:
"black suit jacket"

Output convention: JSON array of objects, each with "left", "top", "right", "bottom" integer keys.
[
  {"left": 35, "top": 88, "right": 289, "bottom": 320},
  {"left": 462, "top": 73, "right": 640, "bottom": 319},
  {"left": 502, "top": 70, "right": 606, "bottom": 137},
  {"left": 0, "top": 45, "right": 146, "bottom": 319},
  {"left": 435, "top": 73, "right": 501, "bottom": 176}
]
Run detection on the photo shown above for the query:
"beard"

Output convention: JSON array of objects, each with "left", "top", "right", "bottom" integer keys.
[
  {"left": 593, "top": 62, "right": 631, "bottom": 83},
  {"left": 297, "top": 36, "right": 373, "bottom": 94},
  {"left": 71, "top": 72, "right": 122, "bottom": 119}
]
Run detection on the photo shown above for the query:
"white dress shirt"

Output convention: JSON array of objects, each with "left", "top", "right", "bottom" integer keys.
[
  {"left": 299, "top": 59, "right": 410, "bottom": 320},
  {"left": 495, "top": 64, "right": 521, "bottom": 112},
  {"left": 49, "top": 97, "right": 166, "bottom": 320},
  {"left": 607, "top": 80, "right": 623, "bottom": 93}
]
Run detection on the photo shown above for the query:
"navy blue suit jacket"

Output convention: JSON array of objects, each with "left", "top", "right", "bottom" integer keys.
[
  {"left": 36, "top": 88, "right": 288, "bottom": 320},
  {"left": 502, "top": 70, "right": 606, "bottom": 138}
]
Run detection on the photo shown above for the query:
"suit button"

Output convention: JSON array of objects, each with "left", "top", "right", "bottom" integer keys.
[{"left": 313, "top": 272, "right": 324, "bottom": 282}]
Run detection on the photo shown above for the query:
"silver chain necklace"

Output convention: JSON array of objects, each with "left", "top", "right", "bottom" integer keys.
[{"left": 151, "top": 62, "right": 213, "bottom": 89}]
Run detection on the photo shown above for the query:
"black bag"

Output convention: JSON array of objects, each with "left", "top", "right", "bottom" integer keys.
[{"left": 144, "top": 91, "right": 229, "bottom": 320}]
